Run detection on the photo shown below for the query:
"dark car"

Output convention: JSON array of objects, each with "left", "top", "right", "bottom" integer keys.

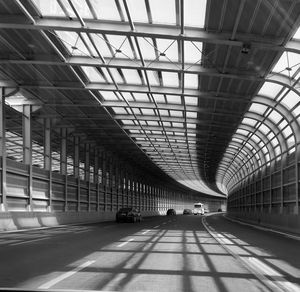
[
  {"left": 166, "top": 208, "right": 176, "bottom": 216},
  {"left": 116, "top": 207, "right": 141, "bottom": 223},
  {"left": 183, "top": 208, "right": 192, "bottom": 215}
]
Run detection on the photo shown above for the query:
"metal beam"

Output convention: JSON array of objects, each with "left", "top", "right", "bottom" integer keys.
[
  {"left": 0, "top": 56, "right": 263, "bottom": 79},
  {"left": 18, "top": 81, "right": 254, "bottom": 99},
  {"left": 0, "top": 16, "right": 287, "bottom": 50}
]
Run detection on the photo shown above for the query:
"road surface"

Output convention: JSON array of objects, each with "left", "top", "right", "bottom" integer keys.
[{"left": 0, "top": 213, "right": 299, "bottom": 292}]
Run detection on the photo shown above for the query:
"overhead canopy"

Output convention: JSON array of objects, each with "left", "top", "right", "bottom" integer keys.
[{"left": 0, "top": 0, "right": 300, "bottom": 197}]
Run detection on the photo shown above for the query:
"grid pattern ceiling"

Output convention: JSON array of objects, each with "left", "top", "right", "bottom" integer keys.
[{"left": 1, "top": 0, "right": 300, "bottom": 197}]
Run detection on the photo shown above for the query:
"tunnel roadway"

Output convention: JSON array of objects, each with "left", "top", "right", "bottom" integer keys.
[{"left": 0, "top": 213, "right": 299, "bottom": 292}]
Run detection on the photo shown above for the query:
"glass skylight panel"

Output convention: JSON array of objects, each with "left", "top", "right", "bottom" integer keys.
[
  {"left": 146, "top": 121, "right": 158, "bottom": 127},
  {"left": 184, "top": 73, "right": 198, "bottom": 89},
  {"left": 153, "top": 94, "right": 166, "bottom": 103},
  {"left": 184, "top": 41, "right": 203, "bottom": 64},
  {"left": 68, "top": 0, "right": 93, "bottom": 18},
  {"left": 186, "top": 111, "right": 197, "bottom": 118},
  {"left": 294, "top": 105, "right": 300, "bottom": 118},
  {"left": 127, "top": 0, "right": 148, "bottom": 22},
  {"left": 149, "top": 0, "right": 176, "bottom": 25},
  {"left": 90, "top": 34, "right": 113, "bottom": 58},
  {"left": 249, "top": 103, "right": 268, "bottom": 115},
  {"left": 156, "top": 39, "right": 178, "bottom": 62},
  {"left": 122, "top": 69, "right": 142, "bottom": 84},
  {"left": 170, "top": 110, "right": 183, "bottom": 117},
  {"left": 258, "top": 82, "right": 283, "bottom": 98},
  {"left": 166, "top": 95, "right": 181, "bottom": 104},
  {"left": 162, "top": 72, "right": 179, "bottom": 87},
  {"left": 163, "top": 121, "right": 171, "bottom": 127},
  {"left": 82, "top": 66, "right": 105, "bottom": 82},
  {"left": 137, "top": 37, "right": 157, "bottom": 62},
  {"left": 131, "top": 108, "right": 141, "bottom": 115},
  {"left": 287, "top": 136, "right": 295, "bottom": 148},
  {"left": 185, "top": 96, "right": 198, "bottom": 106},
  {"left": 282, "top": 126, "right": 292, "bottom": 138},
  {"left": 159, "top": 109, "right": 169, "bottom": 116},
  {"left": 120, "top": 91, "right": 133, "bottom": 102},
  {"left": 89, "top": 0, "right": 122, "bottom": 20},
  {"left": 55, "top": 31, "right": 90, "bottom": 56},
  {"left": 123, "top": 120, "right": 135, "bottom": 125},
  {"left": 293, "top": 26, "right": 300, "bottom": 39},
  {"left": 31, "top": 0, "right": 65, "bottom": 16},
  {"left": 133, "top": 93, "right": 150, "bottom": 102},
  {"left": 112, "top": 107, "right": 127, "bottom": 115},
  {"left": 173, "top": 122, "right": 184, "bottom": 128},
  {"left": 109, "top": 68, "right": 124, "bottom": 83},
  {"left": 186, "top": 123, "right": 196, "bottom": 129},
  {"left": 280, "top": 91, "right": 299, "bottom": 110},
  {"left": 242, "top": 117, "right": 257, "bottom": 127},
  {"left": 141, "top": 108, "right": 155, "bottom": 115},
  {"left": 99, "top": 91, "right": 119, "bottom": 101},
  {"left": 55, "top": 31, "right": 78, "bottom": 54},
  {"left": 106, "top": 35, "right": 135, "bottom": 59},
  {"left": 237, "top": 129, "right": 249, "bottom": 137},
  {"left": 272, "top": 52, "right": 300, "bottom": 77},
  {"left": 147, "top": 71, "right": 160, "bottom": 86},
  {"left": 268, "top": 110, "right": 282, "bottom": 124},
  {"left": 258, "top": 124, "right": 270, "bottom": 135},
  {"left": 184, "top": 0, "right": 207, "bottom": 28}
]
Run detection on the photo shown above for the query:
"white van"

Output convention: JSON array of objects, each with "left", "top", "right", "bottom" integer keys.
[{"left": 193, "top": 202, "right": 205, "bottom": 215}]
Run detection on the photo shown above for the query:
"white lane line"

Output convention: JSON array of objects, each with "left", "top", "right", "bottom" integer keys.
[
  {"left": 247, "top": 257, "right": 300, "bottom": 292},
  {"left": 142, "top": 230, "right": 150, "bottom": 235},
  {"left": 162, "top": 222, "right": 167, "bottom": 225},
  {"left": 38, "top": 260, "right": 95, "bottom": 289},
  {"left": 74, "top": 230, "right": 91, "bottom": 234},
  {"left": 225, "top": 215, "right": 300, "bottom": 241},
  {"left": 11, "top": 237, "right": 50, "bottom": 246},
  {"left": 153, "top": 225, "right": 160, "bottom": 228},
  {"left": 117, "top": 238, "right": 134, "bottom": 247},
  {"left": 202, "top": 217, "right": 300, "bottom": 292},
  {"left": 248, "top": 257, "right": 281, "bottom": 276}
]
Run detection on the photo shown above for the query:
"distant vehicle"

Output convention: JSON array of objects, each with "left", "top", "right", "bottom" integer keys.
[
  {"left": 193, "top": 203, "right": 205, "bottom": 215},
  {"left": 183, "top": 208, "right": 192, "bottom": 215},
  {"left": 218, "top": 208, "right": 222, "bottom": 212},
  {"left": 166, "top": 209, "right": 176, "bottom": 216},
  {"left": 116, "top": 207, "right": 141, "bottom": 223}
]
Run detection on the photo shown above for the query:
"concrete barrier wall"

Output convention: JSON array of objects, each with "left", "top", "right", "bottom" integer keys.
[
  {"left": 228, "top": 211, "right": 300, "bottom": 235},
  {"left": 0, "top": 210, "right": 163, "bottom": 232}
]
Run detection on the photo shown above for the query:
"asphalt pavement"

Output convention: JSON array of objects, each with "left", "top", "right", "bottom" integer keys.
[{"left": 0, "top": 213, "right": 299, "bottom": 292}]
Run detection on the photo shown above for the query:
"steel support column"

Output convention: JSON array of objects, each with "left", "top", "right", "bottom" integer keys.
[
  {"left": 60, "top": 128, "right": 67, "bottom": 175},
  {"left": 23, "top": 105, "right": 32, "bottom": 210},
  {"left": 0, "top": 88, "right": 6, "bottom": 211},
  {"left": 44, "top": 118, "right": 52, "bottom": 211}
]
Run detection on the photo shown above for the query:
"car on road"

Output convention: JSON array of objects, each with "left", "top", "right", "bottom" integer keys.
[
  {"left": 166, "top": 208, "right": 176, "bottom": 216},
  {"left": 183, "top": 208, "right": 192, "bottom": 215},
  {"left": 116, "top": 207, "right": 141, "bottom": 223},
  {"left": 193, "top": 202, "right": 205, "bottom": 215}
]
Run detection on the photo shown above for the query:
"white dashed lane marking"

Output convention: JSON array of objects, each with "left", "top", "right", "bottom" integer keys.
[
  {"left": 38, "top": 260, "right": 95, "bottom": 289},
  {"left": 117, "top": 238, "right": 134, "bottom": 247}
]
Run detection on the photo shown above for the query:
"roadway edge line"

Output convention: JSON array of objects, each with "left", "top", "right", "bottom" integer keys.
[
  {"left": 202, "top": 216, "right": 286, "bottom": 292},
  {"left": 224, "top": 215, "right": 300, "bottom": 241},
  {"left": 38, "top": 260, "right": 96, "bottom": 289}
]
